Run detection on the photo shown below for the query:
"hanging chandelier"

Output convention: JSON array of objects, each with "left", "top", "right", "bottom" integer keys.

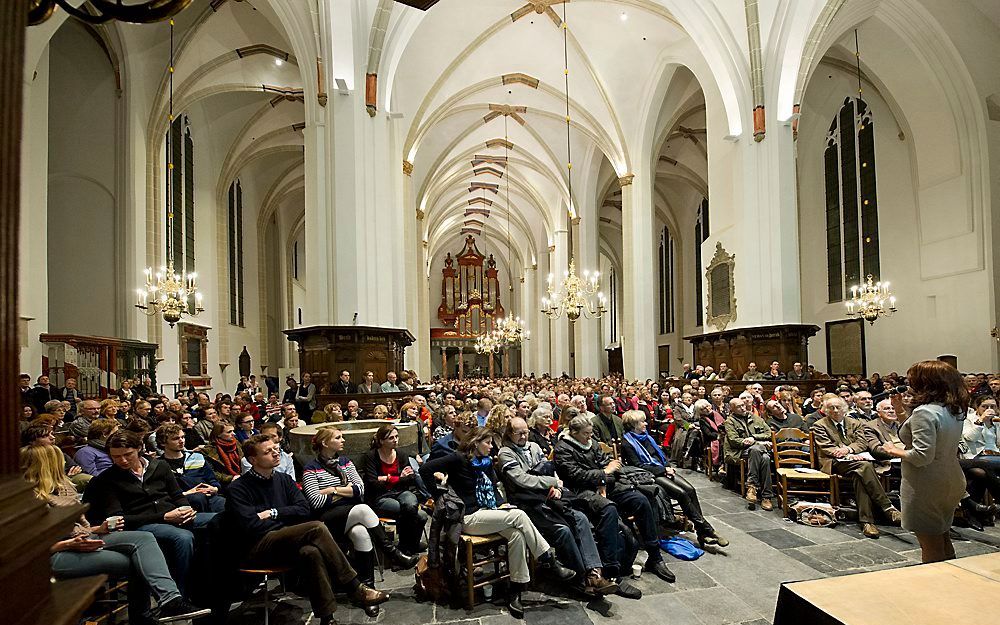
[
  {"left": 475, "top": 331, "right": 501, "bottom": 354},
  {"left": 135, "top": 19, "right": 204, "bottom": 328},
  {"left": 493, "top": 114, "right": 529, "bottom": 347},
  {"left": 541, "top": 258, "right": 606, "bottom": 321},
  {"left": 845, "top": 275, "right": 897, "bottom": 325},
  {"left": 540, "top": 2, "right": 604, "bottom": 323},
  {"left": 29, "top": 0, "right": 193, "bottom": 26}
]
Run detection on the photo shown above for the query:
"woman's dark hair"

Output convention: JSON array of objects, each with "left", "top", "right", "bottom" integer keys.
[
  {"left": 371, "top": 423, "right": 398, "bottom": 449},
  {"left": 907, "top": 360, "right": 970, "bottom": 416},
  {"left": 210, "top": 421, "right": 233, "bottom": 442},
  {"left": 106, "top": 429, "right": 144, "bottom": 451},
  {"left": 458, "top": 427, "right": 490, "bottom": 458}
]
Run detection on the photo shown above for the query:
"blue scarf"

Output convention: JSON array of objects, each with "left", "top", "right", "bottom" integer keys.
[
  {"left": 470, "top": 455, "right": 497, "bottom": 510},
  {"left": 624, "top": 431, "right": 668, "bottom": 467}
]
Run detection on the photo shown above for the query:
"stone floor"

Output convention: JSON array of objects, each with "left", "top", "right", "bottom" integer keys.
[{"left": 228, "top": 470, "right": 1000, "bottom": 625}]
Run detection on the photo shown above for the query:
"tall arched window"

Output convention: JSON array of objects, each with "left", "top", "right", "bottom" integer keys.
[
  {"left": 228, "top": 179, "right": 245, "bottom": 327},
  {"left": 824, "top": 97, "right": 879, "bottom": 302},
  {"left": 168, "top": 115, "right": 195, "bottom": 312},
  {"left": 658, "top": 225, "right": 675, "bottom": 334},
  {"left": 694, "top": 198, "right": 709, "bottom": 326}
]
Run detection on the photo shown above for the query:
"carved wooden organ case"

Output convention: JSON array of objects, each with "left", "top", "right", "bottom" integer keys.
[{"left": 437, "top": 235, "right": 505, "bottom": 337}]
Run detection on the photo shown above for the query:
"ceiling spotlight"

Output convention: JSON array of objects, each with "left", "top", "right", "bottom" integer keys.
[
  {"left": 275, "top": 58, "right": 283, "bottom": 66},
  {"left": 620, "top": 12, "right": 628, "bottom": 21}
]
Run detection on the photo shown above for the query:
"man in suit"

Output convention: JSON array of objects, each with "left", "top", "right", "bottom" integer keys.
[
  {"left": 331, "top": 370, "right": 357, "bottom": 394},
  {"left": 858, "top": 399, "right": 902, "bottom": 474},
  {"left": 811, "top": 394, "right": 900, "bottom": 538},
  {"left": 723, "top": 397, "right": 775, "bottom": 511}
]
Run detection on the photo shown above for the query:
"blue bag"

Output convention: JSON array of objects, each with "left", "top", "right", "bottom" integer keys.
[{"left": 660, "top": 536, "right": 705, "bottom": 561}]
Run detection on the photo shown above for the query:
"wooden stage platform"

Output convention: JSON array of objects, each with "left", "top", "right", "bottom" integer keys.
[{"left": 774, "top": 552, "right": 1000, "bottom": 625}]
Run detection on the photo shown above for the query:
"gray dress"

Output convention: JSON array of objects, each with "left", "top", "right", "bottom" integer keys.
[{"left": 899, "top": 403, "right": 966, "bottom": 534}]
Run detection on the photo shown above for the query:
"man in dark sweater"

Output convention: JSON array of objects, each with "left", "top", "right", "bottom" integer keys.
[
  {"left": 83, "top": 430, "right": 218, "bottom": 595},
  {"left": 226, "top": 434, "right": 388, "bottom": 625}
]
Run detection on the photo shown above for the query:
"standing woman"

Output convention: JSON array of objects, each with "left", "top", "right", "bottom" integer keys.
[
  {"left": 362, "top": 424, "right": 430, "bottom": 555},
  {"left": 303, "top": 428, "right": 417, "bottom": 616},
  {"left": 880, "top": 361, "right": 968, "bottom": 563}
]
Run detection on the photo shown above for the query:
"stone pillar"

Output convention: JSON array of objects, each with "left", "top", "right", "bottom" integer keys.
[
  {"left": 458, "top": 346, "right": 464, "bottom": 380},
  {"left": 550, "top": 228, "right": 570, "bottom": 376},
  {"left": 440, "top": 346, "right": 448, "bottom": 380},
  {"left": 619, "top": 172, "right": 657, "bottom": 379},
  {"left": 572, "top": 214, "right": 601, "bottom": 378},
  {"left": 522, "top": 266, "right": 537, "bottom": 376},
  {"left": 488, "top": 351, "right": 495, "bottom": 379},
  {"left": 502, "top": 349, "right": 510, "bottom": 377}
]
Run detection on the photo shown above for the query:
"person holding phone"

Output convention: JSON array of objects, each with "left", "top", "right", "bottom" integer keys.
[
  {"left": 22, "top": 444, "right": 208, "bottom": 623},
  {"left": 880, "top": 361, "right": 969, "bottom": 562}
]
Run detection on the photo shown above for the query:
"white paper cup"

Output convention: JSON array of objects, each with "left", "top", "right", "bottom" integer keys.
[
  {"left": 631, "top": 564, "right": 642, "bottom": 579},
  {"left": 106, "top": 515, "right": 124, "bottom": 531}
]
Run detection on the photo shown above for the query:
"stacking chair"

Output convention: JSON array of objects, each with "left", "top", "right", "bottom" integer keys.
[{"left": 771, "top": 428, "right": 835, "bottom": 518}]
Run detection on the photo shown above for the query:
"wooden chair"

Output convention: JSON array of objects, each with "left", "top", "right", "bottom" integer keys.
[
  {"left": 82, "top": 578, "right": 128, "bottom": 625},
  {"left": 771, "top": 429, "right": 834, "bottom": 518},
  {"left": 239, "top": 566, "right": 292, "bottom": 625},
  {"left": 459, "top": 533, "right": 510, "bottom": 611}
]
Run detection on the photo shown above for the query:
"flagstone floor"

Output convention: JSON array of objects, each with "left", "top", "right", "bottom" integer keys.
[{"left": 228, "top": 470, "right": 1000, "bottom": 625}]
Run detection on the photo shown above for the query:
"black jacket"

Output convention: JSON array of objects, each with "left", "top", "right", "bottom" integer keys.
[
  {"left": 82, "top": 457, "right": 190, "bottom": 529},
  {"left": 553, "top": 436, "right": 613, "bottom": 493},
  {"left": 331, "top": 380, "right": 357, "bottom": 394},
  {"left": 419, "top": 451, "right": 503, "bottom": 515},
  {"left": 224, "top": 470, "right": 311, "bottom": 545},
  {"left": 360, "top": 448, "right": 416, "bottom": 502}
]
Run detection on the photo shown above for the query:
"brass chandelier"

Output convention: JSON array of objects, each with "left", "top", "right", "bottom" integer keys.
[
  {"left": 135, "top": 19, "right": 205, "bottom": 328},
  {"left": 539, "top": 1, "right": 605, "bottom": 323},
  {"left": 845, "top": 275, "right": 897, "bottom": 325},
  {"left": 29, "top": 0, "right": 192, "bottom": 25},
  {"left": 477, "top": 116, "right": 528, "bottom": 353}
]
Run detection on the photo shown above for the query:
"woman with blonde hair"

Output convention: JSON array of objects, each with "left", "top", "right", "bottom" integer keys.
[
  {"left": 303, "top": 427, "right": 416, "bottom": 616},
  {"left": 99, "top": 398, "right": 121, "bottom": 420},
  {"left": 22, "top": 445, "right": 208, "bottom": 622}
]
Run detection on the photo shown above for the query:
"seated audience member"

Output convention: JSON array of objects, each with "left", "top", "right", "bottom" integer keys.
[
  {"left": 420, "top": 429, "right": 575, "bottom": 618},
  {"left": 620, "top": 411, "right": 727, "bottom": 548},
  {"left": 304, "top": 428, "right": 415, "bottom": 616},
  {"left": 82, "top": 431, "right": 217, "bottom": 594},
  {"left": 762, "top": 361, "right": 786, "bottom": 381},
  {"left": 429, "top": 411, "right": 476, "bottom": 460},
  {"left": 527, "top": 406, "right": 555, "bottom": 456},
  {"left": 263, "top": 394, "right": 283, "bottom": 422},
  {"left": 811, "top": 394, "right": 901, "bottom": 538},
  {"left": 68, "top": 399, "right": 101, "bottom": 440},
  {"left": 357, "top": 371, "right": 380, "bottom": 394},
  {"left": 431, "top": 403, "right": 457, "bottom": 441},
  {"left": 234, "top": 412, "right": 258, "bottom": 442},
  {"left": 22, "top": 445, "right": 209, "bottom": 623},
  {"left": 226, "top": 435, "right": 389, "bottom": 625},
  {"left": 361, "top": 424, "right": 430, "bottom": 555},
  {"left": 371, "top": 404, "right": 390, "bottom": 420},
  {"left": 74, "top": 418, "right": 118, "bottom": 476},
  {"left": 857, "top": 399, "right": 903, "bottom": 472},
  {"left": 380, "top": 371, "right": 401, "bottom": 394},
  {"left": 321, "top": 402, "right": 344, "bottom": 424},
  {"left": 764, "top": 399, "right": 805, "bottom": 433},
  {"left": 850, "top": 391, "right": 877, "bottom": 420},
  {"left": 555, "top": 415, "right": 676, "bottom": 586},
  {"left": 741, "top": 362, "right": 764, "bottom": 381},
  {"left": 156, "top": 423, "right": 226, "bottom": 514},
  {"left": 202, "top": 421, "right": 244, "bottom": 487},
  {"left": 498, "top": 417, "right": 618, "bottom": 596},
  {"left": 716, "top": 363, "right": 737, "bottom": 381},
  {"left": 397, "top": 371, "right": 413, "bottom": 392},
  {"left": 787, "top": 362, "right": 809, "bottom": 381},
  {"left": 332, "top": 370, "right": 357, "bottom": 395},
  {"left": 958, "top": 395, "right": 1000, "bottom": 528},
  {"left": 724, "top": 397, "right": 775, "bottom": 511},
  {"left": 29, "top": 374, "right": 63, "bottom": 414},
  {"left": 345, "top": 400, "right": 364, "bottom": 421},
  {"left": 802, "top": 387, "right": 826, "bottom": 417},
  {"left": 24, "top": 422, "right": 91, "bottom": 491},
  {"left": 241, "top": 422, "right": 295, "bottom": 479},
  {"left": 98, "top": 398, "right": 123, "bottom": 423},
  {"left": 590, "top": 395, "right": 625, "bottom": 450},
  {"left": 177, "top": 412, "right": 206, "bottom": 449},
  {"left": 192, "top": 406, "right": 220, "bottom": 444},
  {"left": 278, "top": 404, "right": 301, "bottom": 431}
]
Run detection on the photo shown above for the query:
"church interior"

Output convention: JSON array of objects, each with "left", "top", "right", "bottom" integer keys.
[{"left": 3, "top": 1, "right": 1000, "bottom": 625}]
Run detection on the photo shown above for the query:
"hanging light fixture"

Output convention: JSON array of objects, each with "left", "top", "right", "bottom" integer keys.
[
  {"left": 490, "top": 114, "right": 529, "bottom": 347},
  {"left": 135, "top": 19, "right": 205, "bottom": 328},
  {"left": 540, "top": 1, "right": 605, "bottom": 323},
  {"left": 29, "top": 0, "right": 193, "bottom": 26},
  {"left": 845, "top": 275, "right": 896, "bottom": 325}
]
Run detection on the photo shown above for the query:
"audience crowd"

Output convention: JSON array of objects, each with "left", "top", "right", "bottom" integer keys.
[{"left": 15, "top": 361, "right": 1000, "bottom": 622}]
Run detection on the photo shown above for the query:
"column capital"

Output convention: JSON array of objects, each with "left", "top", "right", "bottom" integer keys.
[
  {"left": 403, "top": 160, "right": 414, "bottom": 176},
  {"left": 618, "top": 173, "right": 635, "bottom": 188}
]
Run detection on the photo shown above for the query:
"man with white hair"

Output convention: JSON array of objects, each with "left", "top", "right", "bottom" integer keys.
[
  {"left": 570, "top": 395, "right": 595, "bottom": 420},
  {"left": 812, "top": 394, "right": 900, "bottom": 538},
  {"left": 723, "top": 397, "right": 774, "bottom": 510},
  {"left": 858, "top": 399, "right": 903, "bottom": 469}
]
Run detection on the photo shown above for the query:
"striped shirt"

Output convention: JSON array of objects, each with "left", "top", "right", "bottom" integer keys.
[{"left": 301, "top": 456, "right": 364, "bottom": 510}]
